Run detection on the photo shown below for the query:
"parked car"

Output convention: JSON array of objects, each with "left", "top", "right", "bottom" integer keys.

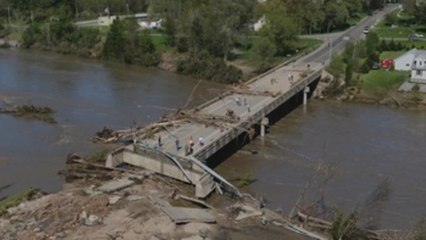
[
  {"left": 408, "top": 34, "right": 424, "bottom": 41},
  {"left": 363, "top": 26, "right": 370, "bottom": 34}
]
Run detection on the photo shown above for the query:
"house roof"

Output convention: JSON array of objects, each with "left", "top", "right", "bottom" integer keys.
[
  {"left": 414, "top": 50, "right": 426, "bottom": 59},
  {"left": 394, "top": 48, "right": 417, "bottom": 62}
]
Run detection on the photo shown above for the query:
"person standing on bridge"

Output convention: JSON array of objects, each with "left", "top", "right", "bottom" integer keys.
[
  {"left": 158, "top": 135, "right": 162, "bottom": 148},
  {"left": 189, "top": 136, "right": 194, "bottom": 147},
  {"left": 235, "top": 97, "right": 241, "bottom": 106},
  {"left": 247, "top": 103, "right": 251, "bottom": 113},
  {"left": 175, "top": 139, "right": 180, "bottom": 151}
]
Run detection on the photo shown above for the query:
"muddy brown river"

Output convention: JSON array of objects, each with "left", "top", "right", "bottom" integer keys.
[{"left": 1, "top": 49, "right": 425, "bottom": 229}]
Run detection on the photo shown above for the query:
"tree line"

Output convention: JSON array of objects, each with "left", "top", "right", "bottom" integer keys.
[{"left": 0, "top": 0, "right": 388, "bottom": 83}]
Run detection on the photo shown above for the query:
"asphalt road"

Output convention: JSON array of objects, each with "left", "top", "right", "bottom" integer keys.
[{"left": 299, "top": 4, "right": 400, "bottom": 64}]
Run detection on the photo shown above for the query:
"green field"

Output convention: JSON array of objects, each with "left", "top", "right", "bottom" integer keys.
[
  {"left": 361, "top": 70, "right": 408, "bottom": 95},
  {"left": 149, "top": 33, "right": 171, "bottom": 52},
  {"left": 373, "top": 26, "right": 417, "bottom": 39},
  {"left": 237, "top": 37, "right": 322, "bottom": 63}
]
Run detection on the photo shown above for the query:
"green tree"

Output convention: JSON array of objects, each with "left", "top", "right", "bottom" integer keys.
[
  {"left": 368, "top": 0, "right": 384, "bottom": 10},
  {"left": 388, "top": 38, "right": 397, "bottom": 51},
  {"left": 342, "top": 42, "right": 356, "bottom": 84},
  {"left": 138, "top": 30, "right": 160, "bottom": 66},
  {"left": 21, "top": 23, "right": 42, "bottom": 48},
  {"left": 365, "top": 31, "right": 380, "bottom": 55},
  {"left": 378, "top": 39, "right": 388, "bottom": 52},
  {"left": 251, "top": 38, "right": 277, "bottom": 72},
  {"left": 103, "top": 18, "right": 126, "bottom": 61},
  {"left": 323, "top": 1, "right": 349, "bottom": 33},
  {"left": 413, "top": 2, "right": 426, "bottom": 24},
  {"left": 259, "top": 0, "right": 299, "bottom": 54}
]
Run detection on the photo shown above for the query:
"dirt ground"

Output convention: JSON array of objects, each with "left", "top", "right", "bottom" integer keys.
[{"left": 0, "top": 164, "right": 312, "bottom": 240}]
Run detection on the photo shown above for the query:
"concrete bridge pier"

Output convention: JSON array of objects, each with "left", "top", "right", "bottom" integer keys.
[
  {"left": 303, "top": 86, "right": 310, "bottom": 105},
  {"left": 260, "top": 117, "right": 269, "bottom": 137}
]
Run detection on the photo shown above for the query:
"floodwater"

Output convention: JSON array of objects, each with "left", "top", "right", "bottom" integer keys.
[
  {"left": 0, "top": 49, "right": 222, "bottom": 199},
  {"left": 1, "top": 49, "right": 425, "bottom": 229},
  {"left": 217, "top": 101, "right": 426, "bottom": 229}
]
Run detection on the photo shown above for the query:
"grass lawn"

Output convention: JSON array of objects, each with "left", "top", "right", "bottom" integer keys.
[
  {"left": 360, "top": 70, "right": 408, "bottom": 95},
  {"left": 379, "top": 51, "right": 405, "bottom": 60},
  {"left": 373, "top": 25, "right": 426, "bottom": 39},
  {"left": 236, "top": 37, "right": 322, "bottom": 65},
  {"left": 373, "top": 26, "right": 416, "bottom": 39},
  {"left": 149, "top": 33, "right": 175, "bottom": 52}
]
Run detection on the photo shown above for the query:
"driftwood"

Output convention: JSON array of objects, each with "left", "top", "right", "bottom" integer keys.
[
  {"left": 296, "top": 211, "right": 381, "bottom": 240},
  {"left": 67, "top": 157, "right": 149, "bottom": 176},
  {"left": 230, "top": 88, "right": 280, "bottom": 97},
  {"left": 175, "top": 194, "right": 214, "bottom": 209},
  {"left": 271, "top": 220, "right": 328, "bottom": 240}
]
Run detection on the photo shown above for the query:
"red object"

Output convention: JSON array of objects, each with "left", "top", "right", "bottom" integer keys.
[{"left": 381, "top": 59, "right": 394, "bottom": 69}]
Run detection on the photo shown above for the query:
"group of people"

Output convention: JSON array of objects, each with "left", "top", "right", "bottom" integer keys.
[
  {"left": 233, "top": 96, "right": 250, "bottom": 113},
  {"left": 157, "top": 135, "right": 204, "bottom": 156},
  {"left": 183, "top": 136, "right": 204, "bottom": 156}
]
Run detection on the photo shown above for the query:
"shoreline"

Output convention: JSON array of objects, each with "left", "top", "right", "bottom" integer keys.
[
  {"left": 0, "top": 159, "right": 319, "bottom": 240},
  {"left": 1, "top": 157, "right": 408, "bottom": 240}
]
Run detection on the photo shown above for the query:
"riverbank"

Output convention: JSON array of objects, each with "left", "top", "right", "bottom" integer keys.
[
  {"left": 0, "top": 157, "right": 316, "bottom": 240},
  {"left": 315, "top": 70, "right": 426, "bottom": 110},
  {"left": 2, "top": 155, "right": 414, "bottom": 240}
]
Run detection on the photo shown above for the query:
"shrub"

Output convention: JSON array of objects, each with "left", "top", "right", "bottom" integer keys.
[{"left": 177, "top": 56, "right": 242, "bottom": 83}]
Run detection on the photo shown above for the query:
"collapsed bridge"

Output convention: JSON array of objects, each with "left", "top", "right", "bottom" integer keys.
[{"left": 106, "top": 62, "right": 323, "bottom": 198}]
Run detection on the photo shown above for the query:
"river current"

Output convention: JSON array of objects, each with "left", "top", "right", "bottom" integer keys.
[{"left": 0, "top": 49, "right": 425, "bottom": 229}]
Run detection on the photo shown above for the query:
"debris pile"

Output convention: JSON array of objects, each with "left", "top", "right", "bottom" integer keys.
[{"left": 0, "top": 104, "right": 56, "bottom": 123}]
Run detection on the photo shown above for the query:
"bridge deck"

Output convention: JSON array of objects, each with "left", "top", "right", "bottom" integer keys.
[{"left": 135, "top": 62, "right": 323, "bottom": 162}]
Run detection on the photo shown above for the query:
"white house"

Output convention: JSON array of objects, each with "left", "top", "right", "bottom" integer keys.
[
  {"left": 93, "top": 13, "right": 162, "bottom": 29},
  {"left": 411, "top": 51, "right": 426, "bottom": 84},
  {"left": 253, "top": 16, "right": 266, "bottom": 32},
  {"left": 394, "top": 48, "right": 417, "bottom": 71},
  {"left": 138, "top": 19, "right": 163, "bottom": 30}
]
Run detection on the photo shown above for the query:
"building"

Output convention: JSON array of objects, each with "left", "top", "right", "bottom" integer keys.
[
  {"left": 394, "top": 49, "right": 417, "bottom": 71},
  {"left": 411, "top": 51, "right": 426, "bottom": 83},
  {"left": 253, "top": 16, "right": 266, "bottom": 32},
  {"left": 93, "top": 13, "right": 162, "bottom": 29}
]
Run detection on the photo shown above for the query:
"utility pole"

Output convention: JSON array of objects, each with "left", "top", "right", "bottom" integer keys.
[{"left": 7, "top": 6, "right": 11, "bottom": 25}]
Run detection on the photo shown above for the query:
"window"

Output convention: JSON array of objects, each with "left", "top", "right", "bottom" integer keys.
[
  {"left": 417, "top": 70, "right": 421, "bottom": 76},
  {"left": 406, "top": 63, "right": 410, "bottom": 67}
]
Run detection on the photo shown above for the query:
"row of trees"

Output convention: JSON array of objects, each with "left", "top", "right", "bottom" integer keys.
[
  {"left": 273, "top": 0, "right": 386, "bottom": 35},
  {"left": 329, "top": 32, "right": 383, "bottom": 84},
  {"left": 103, "top": 19, "right": 160, "bottom": 66},
  {"left": 403, "top": 0, "right": 426, "bottom": 24},
  {"left": 0, "top": 0, "right": 389, "bottom": 83},
  {"left": 0, "top": 0, "right": 150, "bottom": 21}
]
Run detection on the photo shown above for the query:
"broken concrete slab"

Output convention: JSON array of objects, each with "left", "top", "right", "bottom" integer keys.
[
  {"left": 96, "top": 178, "right": 135, "bottom": 193},
  {"left": 108, "top": 196, "right": 122, "bottom": 205},
  {"left": 234, "top": 205, "right": 263, "bottom": 221},
  {"left": 126, "top": 195, "right": 145, "bottom": 201},
  {"left": 150, "top": 196, "right": 216, "bottom": 224},
  {"left": 182, "top": 236, "right": 208, "bottom": 240}
]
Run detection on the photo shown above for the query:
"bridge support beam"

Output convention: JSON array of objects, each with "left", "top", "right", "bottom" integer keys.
[
  {"left": 260, "top": 117, "right": 269, "bottom": 137},
  {"left": 303, "top": 86, "right": 310, "bottom": 105}
]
